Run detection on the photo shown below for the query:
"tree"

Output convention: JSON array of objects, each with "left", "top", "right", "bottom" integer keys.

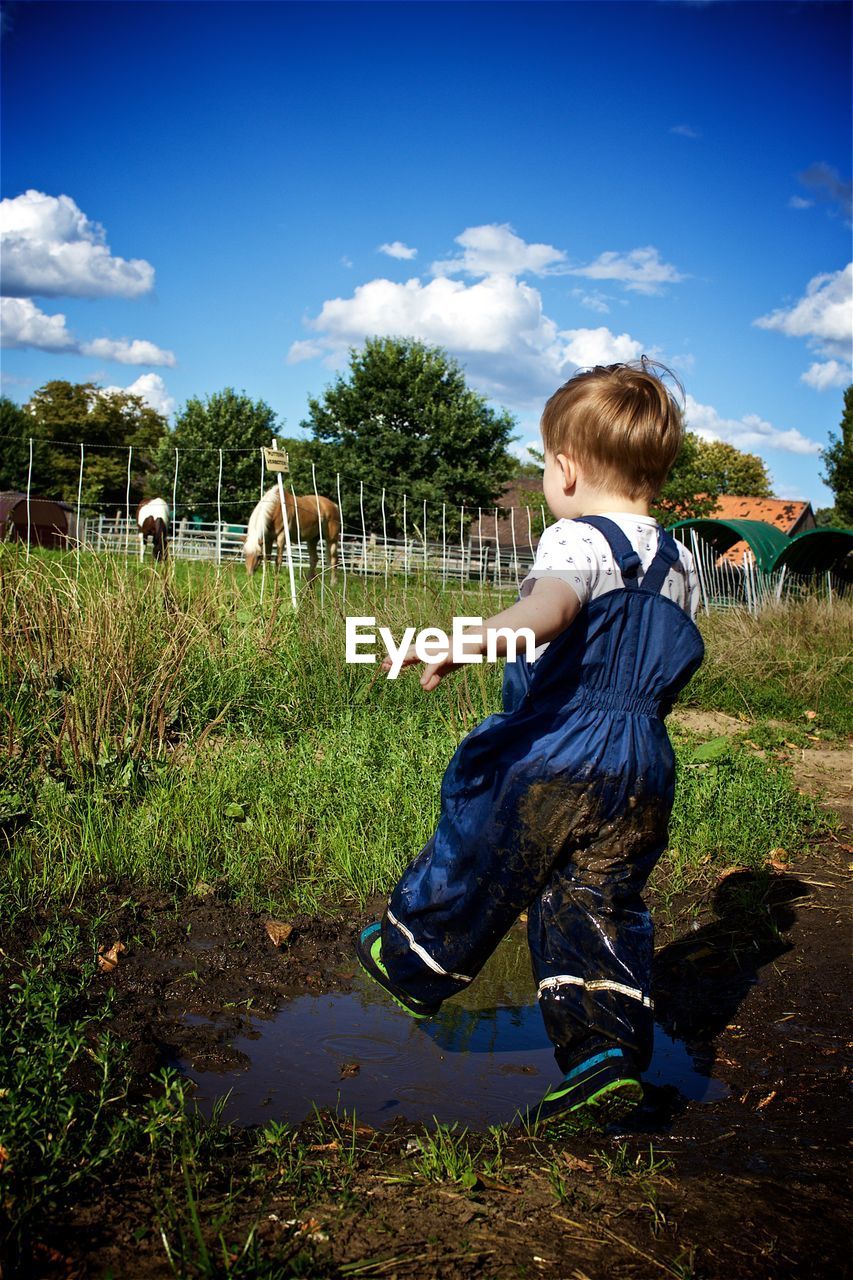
[
  {"left": 300, "top": 337, "right": 516, "bottom": 536},
  {"left": 153, "top": 389, "right": 279, "bottom": 523},
  {"left": 0, "top": 397, "right": 30, "bottom": 493},
  {"left": 820, "top": 385, "right": 853, "bottom": 527},
  {"left": 652, "top": 431, "right": 721, "bottom": 525},
  {"left": 691, "top": 438, "right": 773, "bottom": 498},
  {"left": 1, "top": 381, "right": 167, "bottom": 511}
]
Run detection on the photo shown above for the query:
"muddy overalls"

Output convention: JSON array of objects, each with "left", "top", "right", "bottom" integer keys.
[{"left": 380, "top": 517, "right": 705, "bottom": 1072}]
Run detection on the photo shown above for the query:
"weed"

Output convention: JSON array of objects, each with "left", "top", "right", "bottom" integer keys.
[
  {"left": 594, "top": 1142, "right": 672, "bottom": 1181},
  {"left": 412, "top": 1122, "right": 481, "bottom": 1190}
]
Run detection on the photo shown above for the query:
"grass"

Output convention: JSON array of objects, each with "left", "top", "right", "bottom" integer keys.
[
  {"left": 0, "top": 548, "right": 841, "bottom": 919},
  {"left": 0, "top": 546, "right": 848, "bottom": 1273},
  {"left": 689, "top": 599, "right": 853, "bottom": 735}
]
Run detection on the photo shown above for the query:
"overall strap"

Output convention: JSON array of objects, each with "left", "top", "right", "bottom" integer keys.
[
  {"left": 576, "top": 515, "right": 641, "bottom": 587},
  {"left": 641, "top": 527, "right": 681, "bottom": 594}
]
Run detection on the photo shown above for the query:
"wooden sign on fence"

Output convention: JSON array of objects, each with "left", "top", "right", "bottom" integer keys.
[{"left": 263, "top": 447, "right": 289, "bottom": 474}]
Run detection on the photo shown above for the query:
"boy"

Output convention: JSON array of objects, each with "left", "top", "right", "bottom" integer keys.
[{"left": 356, "top": 359, "right": 704, "bottom": 1129}]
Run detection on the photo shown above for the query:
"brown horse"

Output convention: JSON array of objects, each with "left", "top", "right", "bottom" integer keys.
[
  {"left": 244, "top": 486, "right": 340, "bottom": 582},
  {"left": 137, "top": 498, "right": 169, "bottom": 561}
]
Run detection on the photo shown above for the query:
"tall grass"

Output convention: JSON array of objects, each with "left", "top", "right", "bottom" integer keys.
[
  {"left": 691, "top": 599, "right": 853, "bottom": 734},
  {"left": 0, "top": 549, "right": 837, "bottom": 917}
]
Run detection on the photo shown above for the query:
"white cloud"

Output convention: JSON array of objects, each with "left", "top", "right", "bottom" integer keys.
[
  {"left": 569, "top": 246, "right": 686, "bottom": 295},
  {"left": 670, "top": 124, "right": 700, "bottom": 139},
  {"left": 288, "top": 270, "right": 644, "bottom": 409},
  {"left": 0, "top": 296, "right": 76, "bottom": 351},
  {"left": 754, "top": 264, "right": 851, "bottom": 348},
  {"left": 800, "top": 359, "right": 850, "bottom": 391},
  {"left": 685, "top": 393, "right": 821, "bottom": 456},
  {"left": 753, "top": 264, "right": 853, "bottom": 388},
  {"left": 569, "top": 287, "right": 611, "bottom": 314},
  {"left": 101, "top": 372, "right": 175, "bottom": 417},
  {"left": 81, "top": 336, "right": 176, "bottom": 366},
  {"left": 378, "top": 241, "right": 417, "bottom": 260},
  {"left": 509, "top": 438, "right": 544, "bottom": 466},
  {"left": 432, "top": 223, "right": 567, "bottom": 278},
  {"left": 0, "top": 190, "right": 155, "bottom": 299},
  {"left": 559, "top": 326, "right": 643, "bottom": 368},
  {"left": 788, "top": 195, "right": 814, "bottom": 210},
  {"left": 1, "top": 296, "right": 175, "bottom": 365}
]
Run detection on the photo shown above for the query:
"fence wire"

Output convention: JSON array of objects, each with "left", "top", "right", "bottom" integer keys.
[{"left": 4, "top": 435, "right": 848, "bottom": 610}]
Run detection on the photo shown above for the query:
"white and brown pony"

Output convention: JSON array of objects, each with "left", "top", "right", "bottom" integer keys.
[
  {"left": 137, "top": 498, "right": 169, "bottom": 562},
  {"left": 244, "top": 487, "right": 340, "bottom": 583}
]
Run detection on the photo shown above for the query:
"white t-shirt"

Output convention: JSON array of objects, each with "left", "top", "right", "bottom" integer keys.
[{"left": 519, "top": 513, "right": 700, "bottom": 658}]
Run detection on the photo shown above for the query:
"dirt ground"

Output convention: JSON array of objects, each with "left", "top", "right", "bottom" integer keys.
[
  {"left": 10, "top": 731, "right": 851, "bottom": 1279},
  {"left": 19, "top": 821, "right": 848, "bottom": 1279}
]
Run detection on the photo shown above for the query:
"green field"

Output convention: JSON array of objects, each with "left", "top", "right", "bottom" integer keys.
[{"left": 1, "top": 547, "right": 849, "bottom": 1277}]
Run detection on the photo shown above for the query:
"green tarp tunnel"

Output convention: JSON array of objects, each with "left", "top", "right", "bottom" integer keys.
[
  {"left": 770, "top": 528, "right": 853, "bottom": 583},
  {"left": 671, "top": 518, "right": 789, "bottom": 574}
]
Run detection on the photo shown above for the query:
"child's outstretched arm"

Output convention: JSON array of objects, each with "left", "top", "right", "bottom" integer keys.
[{"left": 383, "top": 576, "right": 582, "bottom": 691}]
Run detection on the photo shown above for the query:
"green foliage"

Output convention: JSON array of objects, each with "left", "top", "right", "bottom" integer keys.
[
  {"left": 506, "top": 446, "right": 545, "bottom": 478},
  {"left": 301, "top": 337, "right": 517, "bottom": 535},
  {"left": 820, "top": 384, "right": 853, "bottom": 526},
  {"left": 153, "top": 388, "right": 280, "bottom": 523},
  {"left": 0, "top": 396, "right": 30, "bottom": 492},
  {"left": 0, "top": 927, "right": 139, "bottom": 1263},
  {"left": 653, "top": 431, "right": 775, "bottom": 525},
  {"left": 1, "top": 380, "right": 167, "bottom": 511},
  {"left": 691, "top": 438, "right": 773, "bottom": 498},
  {"left": 814, "top": 505, "right": 840, "bottom": 528},
  {"left": 666, "top": 741, "right": 826, "bottom": 888},
  {"left": 653, "top": 431, "right": 720, "bottom": 525}
]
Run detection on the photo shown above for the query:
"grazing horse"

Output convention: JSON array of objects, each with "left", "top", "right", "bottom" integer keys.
[
  {"left": 244, "top": 486, "right": 340, "bottom": 583},
  {"left": 137, "top": 498, "right": 170, "bottom": 562}
]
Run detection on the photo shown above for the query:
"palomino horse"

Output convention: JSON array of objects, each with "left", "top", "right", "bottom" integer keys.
[
  {"left": 137, "top": 498, "right": 169, "bottom": 562},
  {"left": 244, "top": 487, "right": 340, "bottom": 583}
]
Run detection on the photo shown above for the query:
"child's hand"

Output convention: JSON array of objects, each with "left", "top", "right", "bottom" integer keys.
[{"left": 380, "top": 644, "right": 459, "bottom": 691}]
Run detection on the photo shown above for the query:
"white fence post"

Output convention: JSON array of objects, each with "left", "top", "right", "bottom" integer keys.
[
  {"left": 171, "top": 448, "right": 179, "bottom": 553},
  {"left": 359, "top": 481, "right": 367, "bottom": 578},
  {"left": 441, "top": 502, "right": 447, "bottom": 587},
  {"left": 459, "top": 505, "right": 465, "bottom": 586},
  {"left": 493, "top": 506, "right": 501, "bottom": 589},
  {"left": 272, "top": 437, "right": 297, "bottom": 610},
  {"left": 311, "top": 461, "right": 326, "bottom": 608},
  {"left": 336, "top": 472, "right": 347, "bottom": 606},
  {"left": 259, "top": 446, "right": 266, "bottom": 605},
  {"left": 75, "top": 443, "right": 84, "bottom": 576},
  {"left": 402, "top": 491, "right": 409, "bottom": 588},
  {"left": 510, "top": 507, "right": 519, "bottom": 589},
  {"left": 216, "top": 448, "right": 223, "bottom": 568},
  {"left": 381, "top": 486, "right": 389, "bottom": 590},
  {"left": 289, "top": 483, "right": 302, "bottom": 579},
  {"left": 124, "top": 446, "right": 132, "bottom": 560},
  {"left": 26, "top": 436, "right": 33, "bottom": 560}
]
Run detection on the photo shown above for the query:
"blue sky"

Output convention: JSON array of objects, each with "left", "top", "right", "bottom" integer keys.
[{"left": 1, "top": 0, "right": 851, "bottom": 506}]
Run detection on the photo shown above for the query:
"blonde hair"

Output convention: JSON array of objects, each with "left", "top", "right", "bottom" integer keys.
[{"left": 541, "top": 358, "right": 685, "bottom": 501}]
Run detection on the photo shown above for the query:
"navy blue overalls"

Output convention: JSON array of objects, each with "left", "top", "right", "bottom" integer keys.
[{"left": 380, "top": 517, "right": 705, "bottom": 1071}]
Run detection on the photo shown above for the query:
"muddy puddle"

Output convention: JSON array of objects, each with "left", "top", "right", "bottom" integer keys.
[{"left": 180, "top": 925, "right": 729, "bottom": 1129}]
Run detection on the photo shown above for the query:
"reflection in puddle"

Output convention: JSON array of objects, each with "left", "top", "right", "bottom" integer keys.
[{"left": 182, "top": 926, "right": 729, "bottom": 1128}]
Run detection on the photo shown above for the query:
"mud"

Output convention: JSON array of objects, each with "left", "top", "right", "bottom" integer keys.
[
  {"left": 19, "top": 833, "right": 851, "bottom": 1279},
  {"left": 180, "top": 926, "right": 729, "bottom": 1129}
]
